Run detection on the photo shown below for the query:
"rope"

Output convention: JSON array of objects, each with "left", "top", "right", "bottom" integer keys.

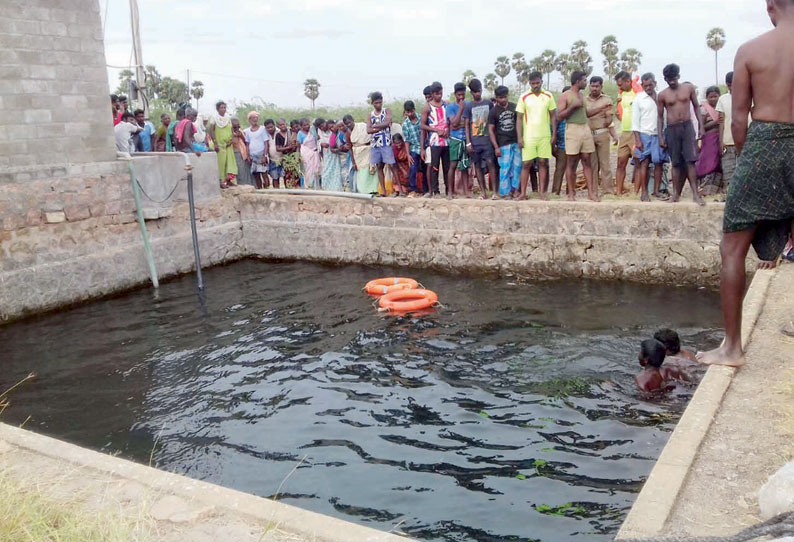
[
  {"left": 618, "top": 511, "right": 794, "bottom": 542},
  {"left": 135, "top": 178, "right": 182, "bottom": 204}
]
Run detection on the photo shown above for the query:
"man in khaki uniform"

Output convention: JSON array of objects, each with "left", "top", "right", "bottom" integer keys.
[{"left": 585, "top": 76, "right": 619, "bottom": 194}]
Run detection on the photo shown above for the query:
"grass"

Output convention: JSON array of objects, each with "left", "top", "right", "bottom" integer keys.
[{"left": 0, "top": 472, "right": 151, "bottom": 542}]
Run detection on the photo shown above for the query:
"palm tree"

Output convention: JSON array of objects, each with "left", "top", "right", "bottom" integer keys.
[
  {"left": 570, "top": 40, "right": 593, "bottom": 76},
  {"left": 601, "top": 35, "right": 620, "bottom": 80},
  {"left": 190, "top": 80, "right": 204, "bottom": 110},
  {"left": 462, "top": 70, "right": 477, "bottom": 86},
  {"left": 512, "top": 53, "right": 528, "bottom": 90},
  {"left": 539, "top": 50, "right": 557, "bottom": 89},
  {"left": 706, "top": 27, "right": 726, "bottom": 85},
  {"left": 303, "top": 78, "right": 320, "bottom": 110},
  {"left": 484, "top": 73, "right": 497, "bottom": 92},
  {"left": 494, "top": 56, "right": 511, "bottom": 85},
  {"left": 618, "top": 48, "right": 643, "bottom": 74},
  {"left": 143, "top": 65, "right": 162, "bottom": 98},
  {"left": 117, "top": 69, "right": 134, "bottom": 95},
  {"left": 554, "top": 53, "right": 572, "bottom": 85}
]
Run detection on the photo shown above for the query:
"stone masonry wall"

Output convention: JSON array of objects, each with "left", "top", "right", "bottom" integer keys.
[{"left": 0, "top": 0, "right": 115, "bottom": 171}]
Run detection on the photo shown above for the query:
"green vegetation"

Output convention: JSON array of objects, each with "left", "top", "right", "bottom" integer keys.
[{"left": 535, "top": 502, "right": 587, "bottom": 517}]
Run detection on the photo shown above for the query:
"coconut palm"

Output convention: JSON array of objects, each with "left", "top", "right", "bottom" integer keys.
[
  {"left": 484, "top": 73, "right": 498, "bottom": 92},
  {"left": 706, "top": 27, "right": 726, "bottom": 85},
  {"left": 303, "top": 78, "right": 320, "bottom": 110},
  {"left": 570, "top": 40, "right": 593, "bottom": 75},
  {"left": 494, "top": 56, "right": 511, "bottom": 85},
  {"left": 512, "top": 53, "right": 529, "bottom": 90},
  {"left": 539, "top": 50, "right": 557, "bottom": 89},
  {"left": 618, "top": 48, "right": 643, "bottom": 74},
  {"left": 462, "top": 70, "right": 477, "bottom": 85},
  {"left": 554, "top": 53, "right": 572, "bottom": 85},
  {"left": 601, "top": 35, "right": 620, "bottom": 79}
]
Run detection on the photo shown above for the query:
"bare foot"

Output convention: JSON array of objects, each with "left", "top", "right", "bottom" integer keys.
[
  {"left": 758, "top": 259, "right": 778, "bottom": 270},
  {"left": 640, "top": 192, "right": 650, "bottom": 202},
  {"left": 588, "top": 194, "right": 601, "bottom": 202},
  {"left": 567, "top": 194, "right": 576, "bottom": 202},
  {"left": 539, "top": 193, "right": 549, "bottom": 201},
  {"left": 694, "top": 195, "right": 706, "bottom": 206},
  {"left": 696, "top": 343, "right": 746, "bottom": 367}
]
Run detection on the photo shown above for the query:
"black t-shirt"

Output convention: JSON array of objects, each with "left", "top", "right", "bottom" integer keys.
[
  {"left": 275, "top": 132, "right": 292, "bottom": 154},
  {"left": 488, "top": 102, "right": 518, "bottom": 147}
]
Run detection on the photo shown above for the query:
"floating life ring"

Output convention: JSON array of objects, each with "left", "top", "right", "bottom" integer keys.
[
  {"left": 365, "top": 277, "right": 419, "bottom": 296},
  {"left": 378, "top": 289, "right": 438, "bottom": 313}
]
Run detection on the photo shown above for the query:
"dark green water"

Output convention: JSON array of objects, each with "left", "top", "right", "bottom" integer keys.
[{"left": 0, "top": 260, "right": 722, "bottom": 542}]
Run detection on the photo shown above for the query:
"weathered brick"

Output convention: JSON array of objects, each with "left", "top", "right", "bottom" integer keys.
[
  {"left": 44, "top": 211, "right": 66, "bottom": 223},
  {"left": 23, "top": 109, "right": 52, "bottom": 123},
  {"left": 63, "top": 204, "right": 90, "bottom": 221},
  {"left": 25, "top": 209, "right": 42, "bottom": 226}
]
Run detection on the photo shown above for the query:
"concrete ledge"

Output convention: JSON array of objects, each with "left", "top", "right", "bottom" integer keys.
[
  {"left": 0, "top": 423, "right": 413, "bottom": 542},
  {"left": 616, "top": 268, "right": 776, "bottom": 539}
]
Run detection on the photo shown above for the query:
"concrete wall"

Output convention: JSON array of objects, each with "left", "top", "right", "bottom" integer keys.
[
  {"left": 240, "top": 194, "right": 725, "bottom": 286},
  {"left": 0, "top": 0, "right": 115, "bottom": 171}
]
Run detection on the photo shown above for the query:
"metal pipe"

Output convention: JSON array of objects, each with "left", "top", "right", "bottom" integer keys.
[
  {"left": 127, "top": 159, "right": 159, "bottom": 288},
  {"left": 186, "top": 166, "right": 204, "bottom": 291},
  {"left": 262, "top": 189, "right": 374, "bottom": 200}
]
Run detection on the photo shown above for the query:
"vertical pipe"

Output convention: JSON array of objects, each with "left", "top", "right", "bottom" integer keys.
[
  {"left": 186, "top": 167, "right": 204, "bottom": 291},
  {"left": 128, "top": 160, "right": 159, "bottom": 288}
]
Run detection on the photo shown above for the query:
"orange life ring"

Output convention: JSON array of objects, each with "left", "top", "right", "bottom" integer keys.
[
  {"left": 378, "top": 289, "right": 438, "bottom": 313},
  {"left": 365, "top": 277, "right": 419, "bottom": 296}
]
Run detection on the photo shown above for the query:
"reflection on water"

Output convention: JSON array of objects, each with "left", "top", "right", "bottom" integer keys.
[{"left": 0, "top": 260, "right": 722, "bottom": 542}]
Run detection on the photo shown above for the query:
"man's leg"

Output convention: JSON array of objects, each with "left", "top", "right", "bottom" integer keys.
[
  {"left": 529, "top": 162, "right": 538, "bottom": 193},
  {"left": 377, "top": 162, "right": 387, "bottom": 195},
  {"left": 538, "top": 159, "right": 550, "bottom": 200},
  {"left": 440, "top": 147, "right": 451, "bottom": 197},
  {"left": 697, "top": 228, "right": 756, "bottom": 367},
  {"left": 669, "top": 165, "right": 685, "bottom": 202},
  {"left": 594, "top": 132, "right": 613, "bottom": 194},
  {"left": 686, "top": 163, "right": 706, "bottom": 206},
  {"left": 580, "top": 153, "right": 599, "bottom": 202},
  {"left": 447, "top": 159, "right": 459, "bottom": 199},
  {"left": 428, "top": 147, "right": 441, "bottom": 197},
  {"left": 552, "top": 152, "right": 567, "bottom": 195},
  {"left": 409, "top": 152, "right": 419, "bottom": 193},
  {"left": 474, "top": 162, "right": 488, "bottom": 199},
  {"left": 565, "top": 153, "right": 578, "bottom": 201},
  {"left": 616, "top": 156, "right": 629, "bottom": 195},
  {"left": 652, "top": 162, "right": 665, "bottom": 198},
  {"left": 487, "top": 160, "right": 498, "bottom": 195},
  {"left": 520, "top": 161, "right": 532, "bottom": 198},
  {"left": 639, "top": 158, "right": 651, "bottom": 201}
]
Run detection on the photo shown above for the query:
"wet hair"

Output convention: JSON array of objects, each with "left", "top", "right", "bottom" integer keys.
[
  {"left": 529, "top": 71, "right": 543, "bottom": 82},
  {"left": 392, "top": 133, "right": 404, "bottom": 143},
  {"left": 133, "top": 108, "right": 144, "bottom": 116},
  {"left": 121, "top": 111, "right": 134, "bottom": 121},
  {"left": 110, "top": 94, "right": 118, "bottom": 103},
  {"left": 215, "top": 100, "right": 226, "bottom": 111},
  {"left": 431, "top": 82, "right": 443, "bottom": 93},
  {"left": 453, "top": 82, "right": 466, "bottom": 93},
  {"left": 641, "top": 72, "right": 656, "bottom": 83},
  {"left": 615, "top": 71, "right": 631, "bottom": 82},
  {"left": 705, "top": 85, "right": 721, "bottom": 97},
  {"left": 370, "top": 91, "right": 383, "bottom": 102},
  {"left": 725, "top": 71, "right": 734, "bottom": 85},
  {"left": 494, "top": 85, "right": 509, "bottom": 98},
  {"left": 589, "top": 76, "right": 603, "bottom": 86},
  {"left": 640, "top": 339, "right": 667, "bottom": 368},
  {"left": 264, "top": 118, "right": 275, "bottom": 126},
  {"left": 562, "top": 85, "right": 571, "bottom": 93},
  {"left": 663, "top": 64, "right": 680, "bottom": 80},
  {"left": 469, "top": 78, "right": 482, "bottom": 92},
  {"left": 653, "top": 329, "right": 681, "bottom": 355},
  {"left": 403, "top": 100, "right": 415, "bottom": 112},
  {"left": 570, "top": 70, "right": 587, "bottom": 85},
  {"left": 423, "top": 85, "right": 433, "bottom": 97},
  {"left": 342, "top": 114, "right": 354, "bottom": 123}
]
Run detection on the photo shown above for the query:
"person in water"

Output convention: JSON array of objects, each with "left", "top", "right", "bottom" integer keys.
[
  {"left": 653, "top": 328, "right": 698, "bottom": 363},
  {"left": 636, "top": 339, "right": 691, "bottom": 393}
]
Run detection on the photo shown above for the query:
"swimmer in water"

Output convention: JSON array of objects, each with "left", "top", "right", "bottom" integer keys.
[
  {"left": 653, "top": 328, "right": 698, "bottom": 363},
  {"left": 636, "top": 339, "right": 691, "bottom": 393}
]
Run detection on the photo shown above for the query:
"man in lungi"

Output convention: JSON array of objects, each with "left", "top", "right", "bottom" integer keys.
[{"left": 698, "top": 0, "right": 794, "bottom": 367}]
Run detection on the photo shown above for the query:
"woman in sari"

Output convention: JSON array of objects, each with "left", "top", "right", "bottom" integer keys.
[
  {"left": 300, "top": 118, "right": 322, "bottom": 189},
  {"left": 337, "top": 117, "right": 356, "bottom": 192},
  {"left": 154, "top": 113, "right": 170, "bottom": 152},
  {"left": 321, "top": 120, "right": 344, "bottom": 191},
  {"left": 696, "top": 86, "right": 723, "bottom": 196},
  {"left": 348, "top": 118, "right": 379, "bottom": 194},
  {"left": 208, "top": 101, "right": 237, "bottom": 188}
]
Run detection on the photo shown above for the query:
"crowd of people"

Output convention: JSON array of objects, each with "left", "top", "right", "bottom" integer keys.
[{"left": 112, "top": 64, "right": 737, "bottom": 204}]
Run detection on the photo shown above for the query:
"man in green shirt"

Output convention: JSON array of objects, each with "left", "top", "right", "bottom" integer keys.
[
  {"left": 615, "top": 71, "right": 636, "bottom": 195},
  {"left": 557, "top": 71, "right": 598, "bottom": 202}
]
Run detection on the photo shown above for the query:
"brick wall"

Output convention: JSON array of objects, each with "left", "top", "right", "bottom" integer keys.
[{"left": 0, "top": 0, "right": 115, "bottom": 171}]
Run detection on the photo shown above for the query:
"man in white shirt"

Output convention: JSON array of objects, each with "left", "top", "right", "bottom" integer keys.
[
  {"left": 114, "top": 111, "right": 141, "bottom": 155},
  {"left": 715, "top": 71, "right": 735, "bottom": 187},
  {"left": 631, "top": 73, "right": 668, "bottom": 201}
]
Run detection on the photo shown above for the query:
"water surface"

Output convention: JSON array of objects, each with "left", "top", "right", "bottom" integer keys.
[{"left": 0, "top": 260, "right": 722, "bottom": 542}]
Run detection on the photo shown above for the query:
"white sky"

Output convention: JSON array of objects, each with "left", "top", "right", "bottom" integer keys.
[{"left": 101, "top": 0, "right": 773, "bottom": 112}]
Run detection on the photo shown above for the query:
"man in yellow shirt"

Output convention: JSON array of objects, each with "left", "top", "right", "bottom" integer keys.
[
  {"left": 515, "top": 71, "right": 557, "bottom": 200},
  {"left": 615, "top": 71, "right": 636, "bottom": 195}
]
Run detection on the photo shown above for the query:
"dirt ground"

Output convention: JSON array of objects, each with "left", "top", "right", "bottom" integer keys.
[{"left": 663, "top": 263, "right": 794, "bottom": 536}]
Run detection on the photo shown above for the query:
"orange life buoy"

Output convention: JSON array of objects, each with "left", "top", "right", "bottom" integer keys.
[
  {"left": 365, "top": 277, "right": 419, "bottom": 296},
  {"left": 378, "top": 289, "right": 438, "bottom": 313}
]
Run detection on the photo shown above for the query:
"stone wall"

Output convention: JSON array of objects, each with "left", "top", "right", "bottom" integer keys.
[
  {"left": 240, "top": 194, "right": 725, "bottom": 286},
  {"left": 0, "top": 0, "right": 115, "bottom": 170}
]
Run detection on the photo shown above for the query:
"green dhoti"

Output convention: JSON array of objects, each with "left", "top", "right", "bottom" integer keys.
[{"left": 723, "top": 122, "right": 794, "bottom": 261}]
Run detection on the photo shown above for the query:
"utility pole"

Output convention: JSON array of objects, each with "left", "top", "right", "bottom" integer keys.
[{"left": 129, "top": 0, "right": 147, "bottom": 116}]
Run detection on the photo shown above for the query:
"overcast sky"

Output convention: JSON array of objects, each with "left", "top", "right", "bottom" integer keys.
[{"left": 101, "top": 0, "right": 773, "bottom": 112}]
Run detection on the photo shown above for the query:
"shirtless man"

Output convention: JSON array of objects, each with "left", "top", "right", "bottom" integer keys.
[
  {"left": 657, "top": 64, "right": 706, "bottom": 206},
  {"left": 698, "top": 0, "right": 794, "bottom": 367},
  {"left": 557, "top": 71, "right": 599, "bottom": 202}
]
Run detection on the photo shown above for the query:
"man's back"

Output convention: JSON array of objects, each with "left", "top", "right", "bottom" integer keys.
[{"left": 740, "top": 28, "right": 794, "bottom": 123}]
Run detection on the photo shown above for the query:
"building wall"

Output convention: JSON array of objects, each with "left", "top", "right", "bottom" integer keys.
[{"left": 0, "top": 0, "right": 115, "bottom": 172}]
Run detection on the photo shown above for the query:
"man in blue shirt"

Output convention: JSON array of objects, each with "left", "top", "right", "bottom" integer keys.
[
  {"left": 445, "top": 82, "right": 470, "bottom": 198},
  {"left": 133, "top": 109, "right": 154, "bottom": 152}
]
